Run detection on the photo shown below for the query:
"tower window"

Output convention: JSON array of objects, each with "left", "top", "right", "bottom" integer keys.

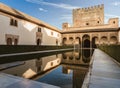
[
  {"left": 86, "top": 23, "right": 89, "bottom": 25},
  {"left": 97, "top": 21, "right": 99, "bottom": 23},
  {"left": 10, "top": 18, "right": 18, "bottom": 27},
  {"left": 113, "top": 21, "right": 115, "bottom": 24}
]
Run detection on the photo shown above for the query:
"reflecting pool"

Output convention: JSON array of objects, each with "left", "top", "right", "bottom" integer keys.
[{"left": 0, "top": 49, "right": 94, "bottom": 88}]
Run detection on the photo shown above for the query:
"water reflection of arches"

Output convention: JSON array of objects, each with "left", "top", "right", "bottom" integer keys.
[
  {"left": 110, "top": 36, "right": 117, "bottom": 44},
  {"left": 62, "top": 37, "right": 67, "bottom": 45},
  {"left": 100, "top": 36, "right": 107, "bottom": 44},
  {"left": 82, "top": 49, "right": 91, "bottom": 63},
  {"left": 62, "top": 53, "right": 67, "bottom": 59},
  {"left": 7, "top": 38, "right": 12, "bottom": 45},
  {"left": 61, "top": 51, "right": 81, "bottom": 65},
  {"left": 92, "top": 37, "right": 98, "bottom": 48},
  {"left": 74, "top": 51, "right": 81, "bottom": 60},
  {"left": 82, "top": 34, "right": 90, "bottom": 48}
]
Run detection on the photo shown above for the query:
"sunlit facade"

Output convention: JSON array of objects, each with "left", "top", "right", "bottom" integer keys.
[{"left": 0, "top": 3, "right": 61, "bottom": 45}]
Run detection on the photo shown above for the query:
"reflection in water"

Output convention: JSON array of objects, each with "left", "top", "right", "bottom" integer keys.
[
  {"left": 82, "top": 49, "right": 91, "bottom": 63},
  {"left": 0, "top": 49, "right": 94, "bottom": 88}
]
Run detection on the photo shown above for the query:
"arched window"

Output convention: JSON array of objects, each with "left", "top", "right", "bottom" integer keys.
[
  {"left": 101, "top": 36, "right": 107, "bottom": 44},
  {"left": 110, "top": 36, "right": 117, "bottom": 44}
]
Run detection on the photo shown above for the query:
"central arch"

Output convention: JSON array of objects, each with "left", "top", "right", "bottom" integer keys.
[{"left": 82, "top": 34, "right": 90, "bottom": 48}]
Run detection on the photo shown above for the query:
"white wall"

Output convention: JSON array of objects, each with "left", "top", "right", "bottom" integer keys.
[
  {"left": 42, "top": 27, "right": 61, "bottom": 45},
  {"left": 0, "top": 14, "right": 61, "bottom": 45}
]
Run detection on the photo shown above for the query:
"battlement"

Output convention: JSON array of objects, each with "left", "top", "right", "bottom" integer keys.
[{"left": 75, "top": 4, "right": 104, "bottom": 11}]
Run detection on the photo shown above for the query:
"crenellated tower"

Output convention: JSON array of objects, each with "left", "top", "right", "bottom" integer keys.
[{"left": 73, "top": 4, "right": 104, "bottom": 27}]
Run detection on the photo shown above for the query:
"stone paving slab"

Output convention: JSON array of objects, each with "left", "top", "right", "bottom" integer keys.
[
  {"left": 0, "top": 73, "right": 60, "bottom": 88},
  {"left": 89, "top": 49, "right": 120, "bottom": 88}
]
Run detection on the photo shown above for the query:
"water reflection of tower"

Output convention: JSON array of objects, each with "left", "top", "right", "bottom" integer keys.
[
  {"left": 62, "top": 64, "right": 88, "bottom": 88},
  {"left": 73, "top": 69, "right": 88, "bottom": 88},
  {"left": 36, "top": 58, "right": 42, "bottom": 73}
]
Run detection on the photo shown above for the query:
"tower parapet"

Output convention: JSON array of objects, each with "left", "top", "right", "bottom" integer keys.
[
  {"left": 62, "top": 23, "right": 70, "bottom": 30},
  {"left": 73, "top": 4, "right": 104, "bottom": 27}
]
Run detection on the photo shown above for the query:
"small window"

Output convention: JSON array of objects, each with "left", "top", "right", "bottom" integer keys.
[
  {"left": 14, "top": 20, "right": 18, "bottom": 26},
  {"left": 51, "top": 62, "right": 53, "bottom": 66},
  {"left": 38, "top": 27, "right": 41, "bottom": 32},
  {"left": 10, "top": 19, "right": 14, "bottom": 25},
  {"left": 113, "top": 21, "right": 115, "bottom": 24},
  {"left": 86, "top": 23, "right": 89, "bottom": 25},
  {"left": 57, "top": 34, "right": 59, "bottom": 37},
  {"left": 10, "top": 18, "right": 18, "bottom": 27},
  {"left": 97, "top": 21, "right": 99, "bottom": 23},
  {"left": 51, "top": 31, "right": 53, "bottom": 35}
]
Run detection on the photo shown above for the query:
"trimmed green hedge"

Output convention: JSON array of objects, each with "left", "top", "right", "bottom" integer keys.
[
  {"left": 99, "top": 45, "right": 120, "bottom": 63},
  {"left": 0, "top": 45, "right": 73, "bottom": 54}
]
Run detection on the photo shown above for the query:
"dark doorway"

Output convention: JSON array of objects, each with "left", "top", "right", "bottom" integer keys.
[
  {"left": 82, "top": 34, "right": 90, "bottom": 48},
  {"left": 7, "top": 38, "right": 12, "bottom": 45},
  {"left": 37, "top": 39, "right": 41, "bottom": 45},
  {"left": 92, "top": 37, "right": 97, "bottom": 48},
  {"left": 83, "top": 39, "right": 90, "bottom": 48},
  {"left": 14, "top": 39, "right": 18, "bottom": 45},
  {"left": 62, "top": 38, "right": 67, "bottom": 45}
]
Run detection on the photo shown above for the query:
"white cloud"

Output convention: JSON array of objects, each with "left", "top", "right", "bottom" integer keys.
[
  {"left": 60, "top": 14, "right": 72, "bottom": 25},
  {"left": 105, "top": 14, "right": 120, "bottom": 18},
  {"left": 112, "top": 1, "right": 120, "bottom": 6},
  {"left": 39, "top": 8, "right": 47, "bottom": 12},
  {"left": 60, "top": 14, "right": 72, "bottom": 20},
  {"left": 105, "top": 14, "right": 120, "bottom": 25},
  {"left": 26, "top": 0, "right": 80, "bottom": 10}
]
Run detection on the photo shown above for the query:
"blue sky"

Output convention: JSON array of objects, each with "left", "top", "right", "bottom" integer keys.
[{"left": 0, "top": 0, "right": 120, "bottom": 29}]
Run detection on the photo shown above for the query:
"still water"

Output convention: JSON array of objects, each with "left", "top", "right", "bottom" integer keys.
[{"left": 0, "top": 49, "right": 94, "bottom": 88}]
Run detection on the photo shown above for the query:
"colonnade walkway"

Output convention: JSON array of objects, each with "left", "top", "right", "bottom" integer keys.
[{"left": 89, "top": 49, "right": 120, "bottom": 88}]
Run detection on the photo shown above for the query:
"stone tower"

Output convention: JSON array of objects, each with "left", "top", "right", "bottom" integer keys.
[{"left": 73, "top": 4, "right": 104, "bottom": 27}]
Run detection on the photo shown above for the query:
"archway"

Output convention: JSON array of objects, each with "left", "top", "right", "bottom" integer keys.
[
  {"left": 69, "top": 37, "right": 73, "bottom": 45},
  {"left": 75, "top": 37, "right": 81, "bottom": 48},
  {"left": 62, "top": 37, "right": 67, "bottom": 45},
  {"left": 100, "top": 36, "right": 108, "bottom": 45},
  {"left": 62, "top": 53, "right": 67, "bottom": 59},
  {"left": 92, "top": 37, "right": 98, "bottom": 48},
  {"left": 110, "top": 36, "right": 117, "bottom": 44},
  {"left": 14, "top": 39, "right": 18, "bottom": 45},
  {"left": 7, "top": 38, "right": 12, "bottom": 45},
  {"left": 37, "top": 39, "right": 41, "bottom": 45},
  {"left": 56, "top": 39, "right": 58, "bottom": 45},
  {"left": 82, "top": 34, "right": 90, "bottom": 48}
]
